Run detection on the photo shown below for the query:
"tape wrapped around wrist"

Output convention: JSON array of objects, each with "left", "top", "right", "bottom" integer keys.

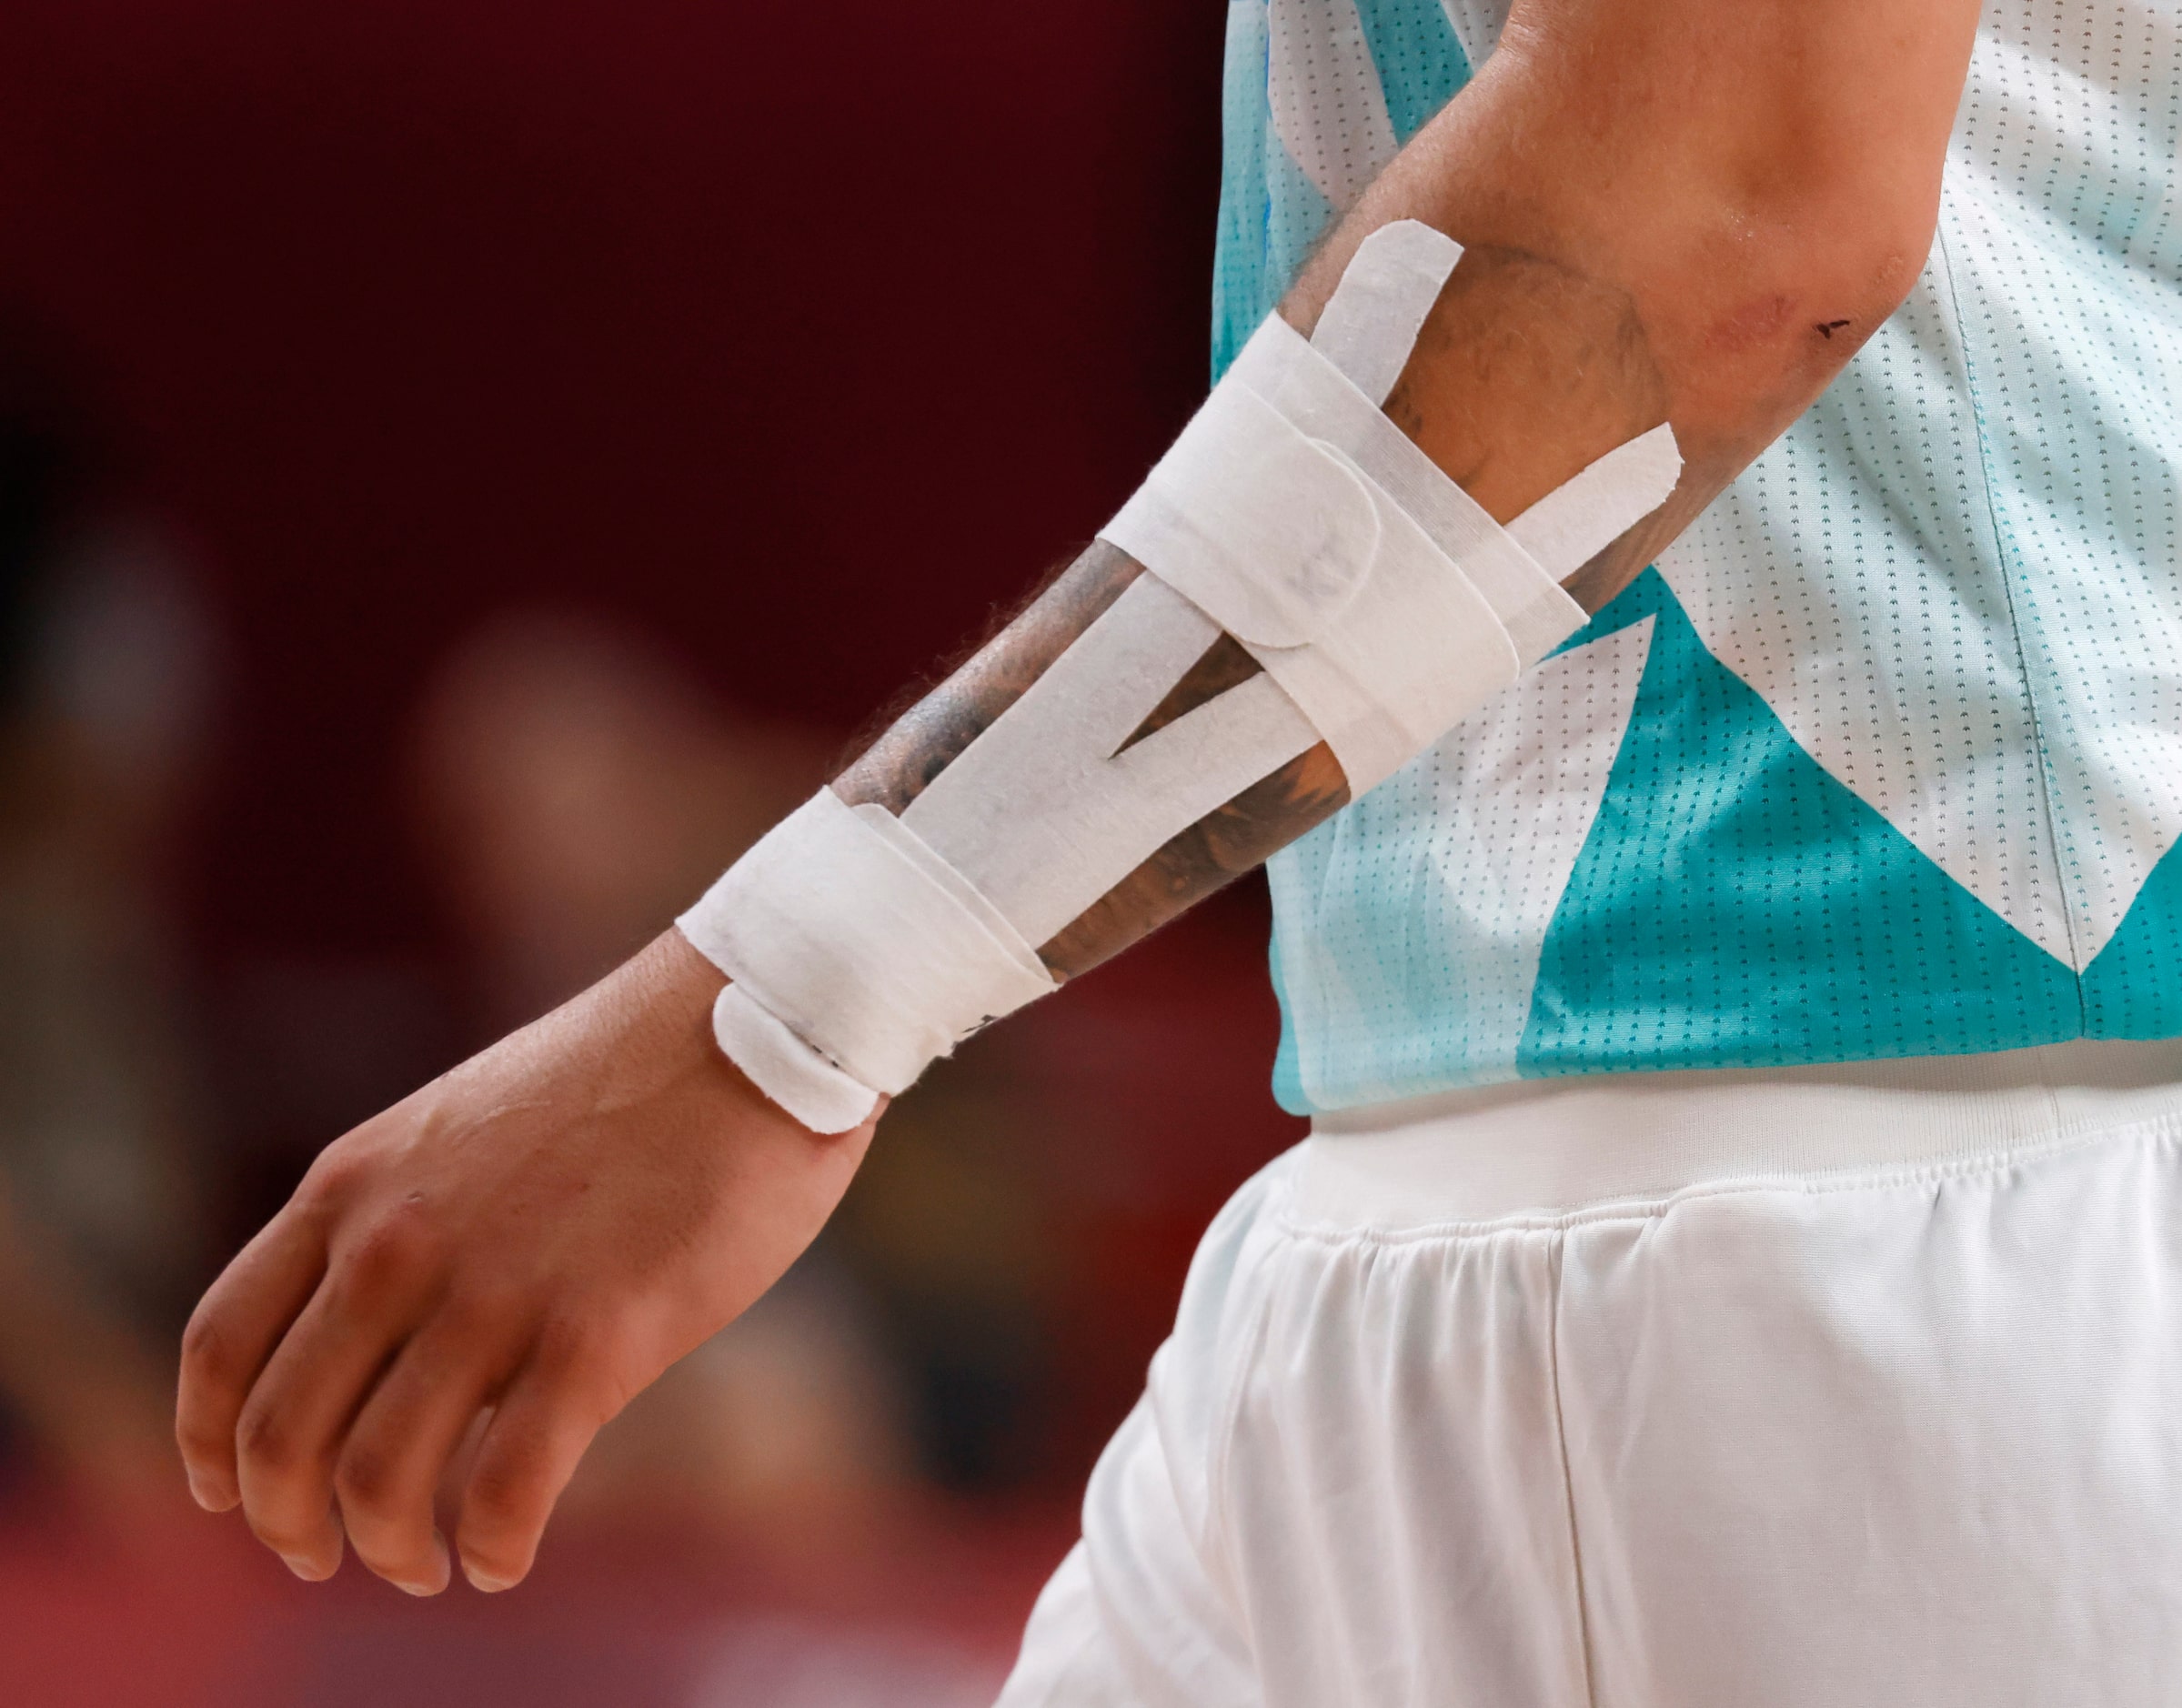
[
  {"left": 678, "top": 788, "right": 1056, "bottom": 1125},
  {"left": 709, "top": 982, "right": 879, "bottom": 1133},
  {"left": 680, "top": 220, "right": 1684, "bottom": 1131}
]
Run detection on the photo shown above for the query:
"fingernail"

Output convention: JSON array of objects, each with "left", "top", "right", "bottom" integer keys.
[
  {"left": 394, "top": 1547, "right": 448, "bottom": 1598},
  {"left": 462, "top": 1560, "right": 511, "bottom": 1593},
  {"left": 186, "top": 1473, "right": 235, "bottom": 1512}
]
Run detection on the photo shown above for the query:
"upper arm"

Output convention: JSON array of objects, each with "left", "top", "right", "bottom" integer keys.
[
  {"left": 1498, "top": 0, "right": 1983, "bottom": 230},
  {"left": 1282, "top": 0, "right": 1984, "bottom": 608},
  {"left": 1320, "top": 0, "right": 1983, "bottom": 299}
]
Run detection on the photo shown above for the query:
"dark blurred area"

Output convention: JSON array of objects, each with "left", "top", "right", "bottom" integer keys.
[{"left": 0, "top": 4, "right": 1307, "bottom": 1703}]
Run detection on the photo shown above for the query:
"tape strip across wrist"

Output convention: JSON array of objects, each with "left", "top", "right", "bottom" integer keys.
[
  {"left": 679, "top": 788, "right": 1056, "bottom": 1124},
  {"left": 681, "top": 220, "right": 1682, "bottom": 1130}
]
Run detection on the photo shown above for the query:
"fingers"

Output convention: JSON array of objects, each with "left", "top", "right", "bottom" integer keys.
[
  {"left": 230, "top": 1220, "right": 441, "bottom": 1581},
  {"left": 333, "top": 1303, "right": 520, "bottom": 1596},
  {"left": 176, "top": 1211, "right": 330, "bottom": 1512},
  {"left": 454, "top": 1331, "right": 626, "bottom": 1592}
]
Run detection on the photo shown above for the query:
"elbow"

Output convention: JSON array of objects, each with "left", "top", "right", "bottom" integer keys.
[
  {"left": 1707, "top": 134, "right": 1947, "bottom": 347},
  {"left": 1666, "top": 173, "right": 1940, "bottom": 394},
  {"left": 1855, "top": 196, "right": 1945, "bottom": 309},
  {"left": 1775, "top": 171, "right": 1939, "bottom": 319},
  {"left": 1802, "top": 204, "right": 1936, "bottom": 324}
]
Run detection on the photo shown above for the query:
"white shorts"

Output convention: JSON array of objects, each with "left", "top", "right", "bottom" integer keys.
[{"left": 996, "top": 1039, "right": 2182, "bottom": 1707}]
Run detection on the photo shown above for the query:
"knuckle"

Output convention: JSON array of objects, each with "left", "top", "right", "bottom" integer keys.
[
  {"left": 435, "top": 1282, "right": 513, "bottom": 1343},
  {"left": 297, "top": 1145, "right": 368, "bottom": 1212},
  {"left": 333, "top": 1442, "right": 400, "bottom": 1515},
  {"left": 236, "top": 1403, "right": 298, "bottom": 1475},
  {"left": 178, "top": 1310, "right": 230, "bottom": 1381},
  {"left": 337, "top": 1213, "right": 433, "bottom": 1295},
  {"left": 463, "top": 1452, "right": 540, "bottom": 1532},
  {"left": 531, "top": 1312, "right": 608, "bottom": 1384}
]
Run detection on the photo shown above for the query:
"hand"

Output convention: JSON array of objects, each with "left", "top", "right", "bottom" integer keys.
[{"left": 175, "top": 929, "right": 874, "bottom": 1594}]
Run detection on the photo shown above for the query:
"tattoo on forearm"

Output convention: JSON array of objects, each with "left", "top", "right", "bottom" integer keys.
[
  {"left": 833, "top": 540, "right": 1353, "bottom": 980},
  {"left": 1040, "top": 741, "right": 1349, "bottom": 978},
  {"left": 835, "top": 543, "right": 1141, "bottom": 814},
  {"left": 832, "top": 242, "right": 1684, "bottom": 981}
]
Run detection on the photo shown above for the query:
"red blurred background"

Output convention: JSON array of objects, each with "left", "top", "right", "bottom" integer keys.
[{"left": 0, "top": 3, "right": 1309, "bottom": 1703}]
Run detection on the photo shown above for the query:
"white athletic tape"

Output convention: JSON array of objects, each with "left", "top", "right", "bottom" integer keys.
[
  {"left": 1101, "top": 389, "right": 1521, "bottom": 795},
  {"left": 678, "top": 788, "right": 1055, "bottom": 1097},
  {"left": 681, "top": 218, "right": 1684, "bottom": 1130},
  {"left": 1227, "top": 316, "right": 1584, "bottom": 664},
  {"left": 1308, "top": 222, "right": 1463, "bottom": 407},
  {"left": 711, "top": 982, "right": 879, "bottom": 1132},
  {"left": 1506, "top": 423, "right": 1684, "bottom": 578},
  {"left": 1292, "top": 220, "right": 1682, "bottom": 600},
  {"left": 1101, "top": 220, "right": 1680, "bottom": 795},
  {"left": 1104, "top": 383, "right": 1385, "bottom": 649},
  {"left": 902, "top": 573, "right": 1320, "bottom": 949}
]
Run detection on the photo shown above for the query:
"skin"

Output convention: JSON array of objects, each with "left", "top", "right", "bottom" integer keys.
[{"left": 177, "top": 0, "right": 1983, "bottom": 1597}]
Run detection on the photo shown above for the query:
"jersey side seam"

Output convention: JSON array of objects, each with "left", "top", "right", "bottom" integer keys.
[{"left": 1930, "top": 213, "right": 2091, "bottom": 1024}]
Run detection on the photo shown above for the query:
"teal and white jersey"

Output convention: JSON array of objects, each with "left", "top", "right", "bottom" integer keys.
[{"left": 1221, "top": 0, "right": 2182, "bottom": 1113}]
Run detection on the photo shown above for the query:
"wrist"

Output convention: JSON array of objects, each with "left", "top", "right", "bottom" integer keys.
[{"left": 646, "top": 926, "right": 888, "bottom": 1138}]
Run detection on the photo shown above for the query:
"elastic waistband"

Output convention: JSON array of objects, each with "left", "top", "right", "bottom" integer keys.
[{"left": 1298, "top": 1038, "right": 2182, "bottom": 1227}]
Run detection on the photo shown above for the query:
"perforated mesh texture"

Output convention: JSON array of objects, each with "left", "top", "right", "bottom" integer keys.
[{"left": 1223, "top": 0, "right": 2182, "bottom": 1112}]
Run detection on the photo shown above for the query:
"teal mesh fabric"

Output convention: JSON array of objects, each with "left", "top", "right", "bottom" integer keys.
[
  {"left": 1517, "top": 574, "right": 2084, "bottom": 1078},
  {"left": 1212, "top": 0, "right": 1276, "bottom": 382},
  {"left": 1212, "top": 0, "right": 1469, "bottom": 378},
  {"left": 1349, "top": 0, "right": 1473, "bottom": 156},
  {"left": 2082, "top": 841, "right": 2182, "bottom": 1038},
  {"left": 1235, "top": 0, "right": 2182, "bottom": 1112}
]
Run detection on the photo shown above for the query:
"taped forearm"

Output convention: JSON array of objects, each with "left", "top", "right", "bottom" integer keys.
[
  {"left": 679, "top": 225, "right": 1680, "bottom": 1131},
  {"left": 832, "top": 240, "right": 1684, "bottom": 984},
  {"left": 675, "top": 0, "right": 1980, "bottom": 1134},
  {"left": 834, "top": 543, "right": 1351, "bottom": 981}
]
